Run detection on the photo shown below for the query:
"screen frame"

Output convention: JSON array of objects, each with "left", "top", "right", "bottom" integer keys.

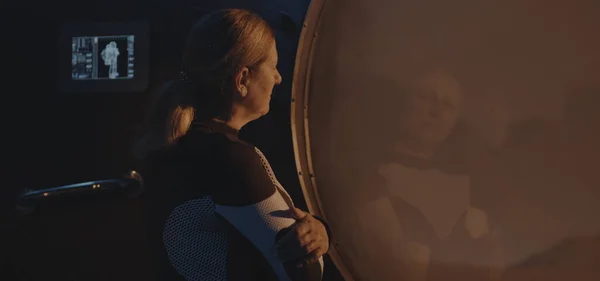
[
  {"left": 290, "top": 0, "right": 356, "bottom": 280},
  {"left": 57, "top": 21, "right": 150, "bottom": 93}
]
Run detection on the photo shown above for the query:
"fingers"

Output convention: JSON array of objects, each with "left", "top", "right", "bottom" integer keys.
[
  {"left": 280, "top": 243, "right": 325, "bottom": 265},
  {"left": 297, "top": 248, "right": 326, "bottom": 268},
  {"left": 294, "top": 221, "right": 312, "bottom": 238},
  {"left": 276, "top": 209, "right": 311, "bottom": 248},
  {"left": 276, "top": 236, "right": 313, "bottom": 261},
  {"left": 277, "top": 231, "right": 327, "bottom": 262},
  {"left": 277, "top": 234, "right": 328, "bottom": 262},
  {"left": 289, "top": 207, "right": 308, "bottom": 220},
  {"left": 276, "top": 229, "right": 311, "bottom": 257},
  {"left": 275, "top": 211, "right": 330, "bottom": 264},
  {"left": 275, "top": 224, "right": 308, "bottom": 250},
  {"left": 297, "top": 231, "right": 314, "bottom": 247},
  {"left": 277, "top": 217, "right": 327, "bottom": 249},
  {"left": 279, "top": 221, "right": 312, "bottom": 243},
  {"left": 303, "top": 240, "right": 320, "bottom": 254}
]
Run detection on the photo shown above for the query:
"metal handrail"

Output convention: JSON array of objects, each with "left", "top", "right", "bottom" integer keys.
[{"left": 15, "top": 170, "right": 144, "bottom": 214}]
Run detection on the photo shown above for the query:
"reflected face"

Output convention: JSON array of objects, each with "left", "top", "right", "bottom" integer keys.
[{"left": 396, "top": 70, "right": 461, "bottom": 147}]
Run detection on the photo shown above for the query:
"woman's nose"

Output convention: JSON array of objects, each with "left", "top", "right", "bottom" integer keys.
[{"left": 428, "top": 98, "right": 442, "bottom": 118}]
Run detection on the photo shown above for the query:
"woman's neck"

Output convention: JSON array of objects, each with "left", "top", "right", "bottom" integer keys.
[
  {"left": 213, "top": 115, "right": 250, "bottom": 131},
  {"left": 390, "top": 141, "right": 437, "bottom": 160}
]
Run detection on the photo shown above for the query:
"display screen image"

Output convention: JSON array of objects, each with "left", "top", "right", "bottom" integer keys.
[{"left": 71, "top": 35, "right": 134, "bottom": 80}]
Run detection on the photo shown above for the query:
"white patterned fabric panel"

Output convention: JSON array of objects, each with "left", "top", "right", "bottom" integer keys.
[
  {"left": 253, "top": 147, "right": 295, "bottom": 208},
  {"left": 216, "top": 190, "right": 297, "bottom": 281},
  {"left": 254, "top": 147, "right": 325, "bottom": 276},
  {"left": 163, "top": 197, "right": 228, "bottom": 281}
]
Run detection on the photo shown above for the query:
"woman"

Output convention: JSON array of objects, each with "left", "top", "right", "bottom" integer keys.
[
  {"left": 333, "top": 67, "right": 504, "bottom": 281},
  {"left": 135, "top": 9, "right": 330, "bottom": 281}
]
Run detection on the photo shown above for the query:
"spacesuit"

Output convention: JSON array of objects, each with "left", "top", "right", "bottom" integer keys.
[{"left": 101, "top": 41, "right": 120, "bottom": 78}]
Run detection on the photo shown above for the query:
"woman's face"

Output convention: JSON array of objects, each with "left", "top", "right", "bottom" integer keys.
[
  {"left": 396, "top": 70, "right": 462, "bottom": 148},
  {"left": 243, "top": 41, "right": 283, "bottom": 119}
]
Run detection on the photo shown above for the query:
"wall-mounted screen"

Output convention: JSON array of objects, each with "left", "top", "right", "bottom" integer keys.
[
  {"left": 58, "top": 22, "right": 149, "bottom": 93},
  {"left": 72, "top": 35, "right": 135, "bottom": 80}
]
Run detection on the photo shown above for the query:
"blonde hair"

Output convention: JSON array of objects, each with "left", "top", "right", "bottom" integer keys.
[{"left": 133, "top": 9, "right": 275, "bottom": 159}]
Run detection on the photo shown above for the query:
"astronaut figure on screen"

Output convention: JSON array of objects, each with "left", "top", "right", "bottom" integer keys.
[{"left": 101, "top": 41, "right": 120, "bottom": 79}]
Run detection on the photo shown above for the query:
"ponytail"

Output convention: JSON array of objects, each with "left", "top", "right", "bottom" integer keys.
[
  {"left": 133, "top": 9, "right": 276, "bottom": 160},
  {"left": 133, "top": 80, "right": 196, "bottom": 160}
]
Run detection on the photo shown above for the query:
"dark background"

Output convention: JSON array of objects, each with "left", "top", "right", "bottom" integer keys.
[{"left": 0, "top": 0, "right": 343, "bottom": 280}]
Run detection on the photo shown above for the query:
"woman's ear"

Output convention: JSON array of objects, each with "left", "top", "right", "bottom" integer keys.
[{"left": 235, "top": 67, "right": 250, "bottom": 97}]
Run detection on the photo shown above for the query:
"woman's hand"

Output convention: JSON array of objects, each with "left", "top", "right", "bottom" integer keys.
[{"left": 275, "top": 208, "right": 330, "bottom": 265}]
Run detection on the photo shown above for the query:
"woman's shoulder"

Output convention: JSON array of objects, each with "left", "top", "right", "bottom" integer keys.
[
  {"left": 176, "top": 130, "right": 253, "bottom": 158},
  {"left": 210, "top": 142, "right": 280, "bottom": 206},
  {"left": 143, "top": 132, "right": 258, "bottom": 177}
]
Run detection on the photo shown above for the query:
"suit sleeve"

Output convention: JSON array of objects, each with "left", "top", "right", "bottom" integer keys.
[{"left": 212, "top": 142, "right": 323, "bottom": 281}]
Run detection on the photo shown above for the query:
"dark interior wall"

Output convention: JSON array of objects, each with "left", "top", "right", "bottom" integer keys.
[
  {"left": 1, "top": 0, "right": 310, "bottom": 211},
  {"left": 0, "top": 0, "right": 341, "bottom": 280}
]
